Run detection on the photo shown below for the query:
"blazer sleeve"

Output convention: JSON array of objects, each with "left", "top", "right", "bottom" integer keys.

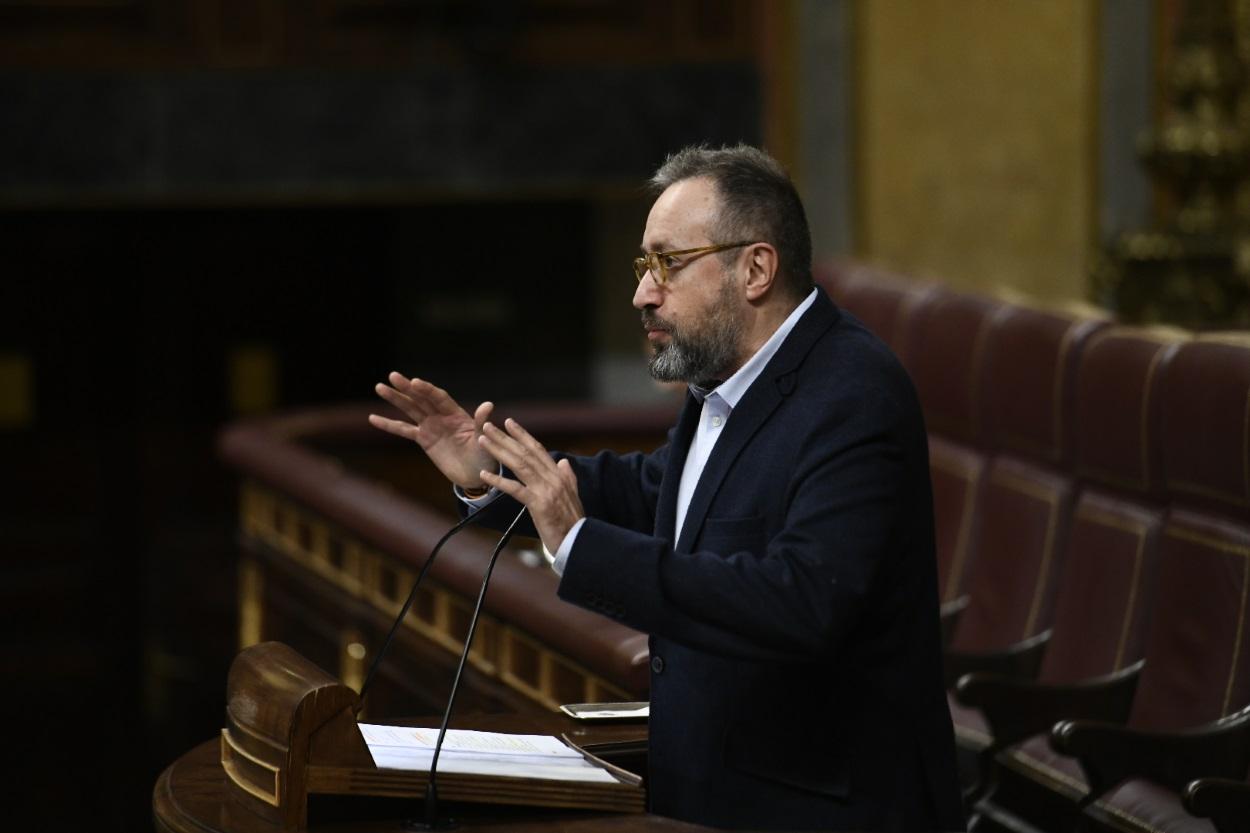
[
  {"left": 455, "top": 441, "right": 670, "bottom": 542},
  {"left": 559, "top": 444, "right": 668, "bottom": 533}
]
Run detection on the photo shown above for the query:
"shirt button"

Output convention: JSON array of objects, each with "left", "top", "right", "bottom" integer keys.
[
  {"left": 650, "top": 655, "right": 665, "bottom": 674},
  {"left": 711, "top": 415, "right": 723, "bottom": 428}
]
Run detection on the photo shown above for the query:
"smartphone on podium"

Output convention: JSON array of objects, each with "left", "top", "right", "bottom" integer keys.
[{"left": 559, "top": 701, "right": 649, "bottom": 722}]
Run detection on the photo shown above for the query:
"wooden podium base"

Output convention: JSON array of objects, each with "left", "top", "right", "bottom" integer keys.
[
  {"left": 154, "top": 642, "right": 681, "bottom": 833},
  {"left": 154, "top": 739, "right": 705, "bottom": 833}
]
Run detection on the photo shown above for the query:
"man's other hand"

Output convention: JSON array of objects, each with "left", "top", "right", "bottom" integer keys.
[{"left": 477, "top": 418, "right": 584, "bottom": 553}]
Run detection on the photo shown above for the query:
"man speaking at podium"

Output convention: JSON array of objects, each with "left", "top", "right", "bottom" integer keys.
[{"left": 371, "top": 145, "right": 963, "bottom": 831}]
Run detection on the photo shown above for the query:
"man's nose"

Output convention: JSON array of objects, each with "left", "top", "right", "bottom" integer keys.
[{"left": 633, "top": 273, "right": 662, "bottom": 310}]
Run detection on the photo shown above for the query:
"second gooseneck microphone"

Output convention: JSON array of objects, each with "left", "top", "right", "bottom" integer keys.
[
  {"left": 406, "top": 505, "right": 530, "bottom": 831},
  {"left": 357, "top": 493, "right": 503, "bottom": 709}
]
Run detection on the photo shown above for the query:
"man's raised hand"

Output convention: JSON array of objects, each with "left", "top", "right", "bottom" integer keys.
[
  {"left": 477, "top": 417, "right": 584, "bottom": 554},
  {"left": 368, "top": 372, "right": 496, "bottom": 490}
]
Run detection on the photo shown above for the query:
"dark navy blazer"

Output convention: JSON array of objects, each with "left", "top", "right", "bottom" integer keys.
[{"left": 484, "top": 288, "right": 963, "bottom": 831}]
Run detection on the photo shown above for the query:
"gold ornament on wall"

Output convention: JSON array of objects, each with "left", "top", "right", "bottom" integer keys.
[{"left": 1095, "top": 0, "right": 1250, "bottom": 327}]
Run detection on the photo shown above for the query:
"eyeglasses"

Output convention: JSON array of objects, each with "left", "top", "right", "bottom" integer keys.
[{"left": 633, "top": 241, "right": 755, "bottom": 286}]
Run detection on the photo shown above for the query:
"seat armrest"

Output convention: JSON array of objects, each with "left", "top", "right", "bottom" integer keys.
[
  {"left": 1051, "top": 706, "right": 1250, "bottom": 799},
  {"left": 954, "top": 660, "right": 1141, "bottom": 752},
  {"left": 1184, "top": 776, "right": 1250, "bottom": 833},
  {"left": 944, "top": 629, "right": 1050, "bottom": 688},
  {"left": 940, "top": 595, "right": 969, "bottom": 646}
]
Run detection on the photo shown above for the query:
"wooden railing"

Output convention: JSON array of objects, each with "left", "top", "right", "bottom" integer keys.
[{"left": 218, "top": 401, "right": 679, "bottom": 719}]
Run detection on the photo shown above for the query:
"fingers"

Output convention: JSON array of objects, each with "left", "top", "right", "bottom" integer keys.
[
  {"left": 367, "top": 413, "right": 420, "bottom": 442},
  {"left": 375, "top": 372, "right": 483, "bottom": 430},
  {"left": 479, "top": 467, "right": 525, "bottom": 500},
  {"left": 374, "top": 380, "right": 424, "bottom": 421},
  {"left": 558, "top": 457, "right": 577, "bottom": 488},
  {"left": 375, "top": 372, "right": 462, "bottom": 418},
  {"left": 406, "top": 376, "right": 463, "bottom": 417},
  {"left": 478, "top": 425, "right": 583, "bottom": 554},
  {"left": 478, "top": 418, "right": 556, "bottom": 486},
  {"left": 498, "top": 417, "right": 548, "bottom": 458},
  {"left": 373, "top": 371, "right": 435, "bottom": 421},
  {"left": 473, "top": 401, "right": 495, "bottom": 435}
]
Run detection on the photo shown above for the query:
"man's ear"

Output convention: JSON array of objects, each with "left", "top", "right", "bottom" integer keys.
[{"left": 743, "top": 243, "right": 780, "bottom": 302}]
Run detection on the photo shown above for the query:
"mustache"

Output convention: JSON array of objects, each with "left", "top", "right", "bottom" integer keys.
[{"left": 641, "top": 310, "right": 673, "bottom": 331}]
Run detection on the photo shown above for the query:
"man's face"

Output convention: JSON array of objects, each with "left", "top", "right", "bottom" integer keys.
[{"left": 634, "top": 177, "right": 746, "bottom": 385}]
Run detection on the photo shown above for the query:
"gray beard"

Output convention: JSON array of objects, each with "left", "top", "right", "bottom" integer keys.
[{"left": 646, "top": 281, "right": 744, "bottom": 385}]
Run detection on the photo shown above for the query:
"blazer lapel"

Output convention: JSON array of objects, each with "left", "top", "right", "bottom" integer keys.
[
  {"left": 654, "top": 390, "right": 702, "bottom": 541},
  {"left": 674, "top": 289, "right": 841, "bottom": 553},
  {"left": 674, "top": 380, "right": 783, "bottom": 553}
]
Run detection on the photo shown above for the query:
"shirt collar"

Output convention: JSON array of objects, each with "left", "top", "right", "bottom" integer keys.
[{"left": 690, "top": 288, "right": 818, "bottom": 408}]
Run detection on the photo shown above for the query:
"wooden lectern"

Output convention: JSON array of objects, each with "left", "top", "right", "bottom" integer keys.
[{"left": 218, "top": 642, "right": 645, "bottom": 831}]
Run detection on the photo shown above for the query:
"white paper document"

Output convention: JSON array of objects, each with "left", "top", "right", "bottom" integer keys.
[{"left": 359, "top": 723, "right": 620, "bottom": 784}]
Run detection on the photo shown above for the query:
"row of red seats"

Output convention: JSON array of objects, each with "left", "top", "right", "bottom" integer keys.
[{"left": 816, "top": 261, "right": 1250, "bottom": 833}]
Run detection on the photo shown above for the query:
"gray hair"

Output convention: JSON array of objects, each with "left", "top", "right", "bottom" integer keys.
[{"left": 650, "top": 143, "right": 813, "bottom": 300}]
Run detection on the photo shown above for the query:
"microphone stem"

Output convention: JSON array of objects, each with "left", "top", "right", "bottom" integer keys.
[
  {"left": 425, "top": 506, "right": 529, "bottom": 824},
  {"left": 358, "top": 494, "right": 500, "bottom": 709}
]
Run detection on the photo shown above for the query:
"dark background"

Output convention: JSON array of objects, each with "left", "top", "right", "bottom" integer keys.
[{"left": 0, "top": 2, "right": 769, "bottom": 828}]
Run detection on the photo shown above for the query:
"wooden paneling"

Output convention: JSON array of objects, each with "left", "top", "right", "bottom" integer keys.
[
  {"left": 0, "top": 0, "right": 758, "bottom": 68},
  {"left": 289, "top": 0, "right": 756, "bottom": 67},
  {"left": 0, "top": 1, "right": 196, "bottom": 67}
]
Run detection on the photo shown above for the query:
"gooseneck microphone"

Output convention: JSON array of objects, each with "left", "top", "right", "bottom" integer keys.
[
  {"left": 406, "top": 505, "right": 530, "bottom": 832},
  {"left": 357, "top": 492, "right": 503, "bottom": 709}
]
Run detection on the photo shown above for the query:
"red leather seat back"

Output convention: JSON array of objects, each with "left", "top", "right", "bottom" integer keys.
[
  {"left": 981, "top": 304, "right": 1108, "bottom": 466},
  {"left": 1073, "top": 328, "right": 1183, "bottom": 499},
  {"left": 815, "top": 259, "right": 935, "bottom": 359},
  {"left": 1038, "top": 491, "right": 1163, "bottom": 684},
  {"left": 950, "top": 305, "right": 1103, "bottom": 653},
  {"left": 1129, "top": 511, "right": 1250, "bottom": 731},
  {"left": 928, "top": 434, "right": 986, "bottom": 603},
  {"left": 951, "top": 457, "right": 1077, "bottom": 652},
  {"left": 899, "top": 288, "right": 1005, "bottom": 602},
  {"left": 1129, "top": 337, "right": 1250, "bottom": 731},
  {"left": 1160, "top": 336, "right": 1250, "bottom": 519},
  {"left": 812, "top": 258, "right": 860, "bottom": 304},
  {"left": 1037, "top": 328, "right": 1181, "bottom": 684},
  {"left": 901, "top": 289, "right": 1005, "bottom": 447}
]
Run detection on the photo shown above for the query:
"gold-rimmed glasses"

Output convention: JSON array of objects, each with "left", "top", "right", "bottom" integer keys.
[{"left": 633, "top": 241, "right": 755, "bottom": 286}]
